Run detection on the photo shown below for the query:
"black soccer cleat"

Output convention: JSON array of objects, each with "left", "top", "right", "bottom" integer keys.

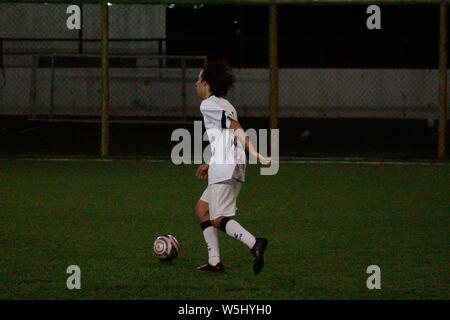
[
  {"left": 250, "top": 238, "right": 268, "bottom": 275},
  {"left": 197, "top": 262, "right": 224, "bottom": 273}
]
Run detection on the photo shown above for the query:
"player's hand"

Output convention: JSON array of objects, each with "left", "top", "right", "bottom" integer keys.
[
  {"left": 196, "top": 163, "right": 209, "bottom": 179},
  {"left": 258, "top": 155, "right": 272, "bottom": 167}
]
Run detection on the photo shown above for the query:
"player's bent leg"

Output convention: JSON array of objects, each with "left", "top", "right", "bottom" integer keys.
[
  {"left": 211, "top": 216, "right": 224, "bottom": 229},
  {"left": 215, "top": 216, "right": 268, "bottom": 275},
  {"left": 195, "top": 199, "right": 210, "bottom": 222},
  {"left": 214, "top": 216, "right": 256, "bottom": 249}
]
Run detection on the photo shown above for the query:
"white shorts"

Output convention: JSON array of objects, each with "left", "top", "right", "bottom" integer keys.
[{"left": 200, "top": 179, "right": 243, "bottom": 220}]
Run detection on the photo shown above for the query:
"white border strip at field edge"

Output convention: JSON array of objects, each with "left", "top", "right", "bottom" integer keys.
[
  {"left": 281, "top": 160, "right": 450, "bottom": 166},
  {"left": 6, "top": 157, "right": 450, "bottom": 166}
]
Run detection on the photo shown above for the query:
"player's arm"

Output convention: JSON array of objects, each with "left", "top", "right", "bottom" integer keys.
[
  {"left": 229, "top": 119, "right": 271, "bottom": 166},
  {"left": 196, "top": 161, "right": 209, "bottom": 179}
]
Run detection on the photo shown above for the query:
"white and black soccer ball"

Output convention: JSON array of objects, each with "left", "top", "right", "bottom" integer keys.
[{"left": 153, "top": 234, "right": 180, "bottom": 261}]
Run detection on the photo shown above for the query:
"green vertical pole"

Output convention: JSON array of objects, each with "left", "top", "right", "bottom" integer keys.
[
  {"left": 78, "top": 1, "right": 83, "bottom": 54},
  {"left": 438, "top": 0, "right": 447, "bottom": 159},
  {"left": 269, "top": 2, "right": 279, "bottom": 132},
  {"left": 101, "top": 0, "right": 110, "bottom": 157}
]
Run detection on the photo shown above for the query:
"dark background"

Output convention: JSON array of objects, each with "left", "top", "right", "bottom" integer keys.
[
  {"left": 166, "top": 4, "right": 447, "bottom": 68},
  {"left": 0, "top": 117, "right": 441, "bottom": 159},
  {"left": 0, "top": 3, "right": 448, "bottom": 159}
]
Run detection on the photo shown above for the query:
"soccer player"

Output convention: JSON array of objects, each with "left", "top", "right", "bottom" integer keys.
[{"left": 194, "top": 60, "right": 271, "bottom": 275}]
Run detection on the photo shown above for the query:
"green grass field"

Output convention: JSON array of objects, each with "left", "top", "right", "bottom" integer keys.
[{"left": 0, "top": 159, "right": 449, "bottom": 299}]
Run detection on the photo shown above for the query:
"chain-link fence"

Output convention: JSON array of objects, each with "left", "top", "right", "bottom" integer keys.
[
  {"left": 1, "top": 3, "right": 200, "bottom": 119},
  {"left": 0, "top": 1, "right": 448, "bottom": 158}
]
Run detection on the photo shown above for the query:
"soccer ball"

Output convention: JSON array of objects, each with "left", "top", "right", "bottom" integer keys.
[{"left": 153, "top": 234, "right": 180, "bottom": 261}]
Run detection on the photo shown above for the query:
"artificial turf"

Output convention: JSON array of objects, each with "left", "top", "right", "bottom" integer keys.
[{"left": 0, "top": 159, "right": 448, "bottom": 299}]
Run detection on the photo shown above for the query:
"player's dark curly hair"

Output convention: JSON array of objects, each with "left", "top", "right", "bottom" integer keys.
[{"left": 201, "top": 59, "right": 235, "bottom": 97}]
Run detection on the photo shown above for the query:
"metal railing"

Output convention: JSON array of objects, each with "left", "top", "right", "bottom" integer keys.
[{"left": 1, "top": 52, "right": 206, "bottom": 121}]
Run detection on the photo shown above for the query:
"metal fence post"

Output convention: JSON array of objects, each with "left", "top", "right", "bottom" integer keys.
[
  {"left": 49, "top": 54, "right": 55, "bottom": 119},
  {"left": 29, "top": 55, "right": 37, "bottom": 120},
  {"left": 181, "top": 57, "right": 186, "bottom": 121},
  {"left": 269, "top": 2, "right": 279, "bottom": 132},
  {"left": 101, "top": 0, "right": 110, "bottom": 157},
  {"left": 438, "top": 0, "right": 447, "bottom": 159}
]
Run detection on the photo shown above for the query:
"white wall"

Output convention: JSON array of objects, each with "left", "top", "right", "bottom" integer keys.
[
  {"left": 1, "top": 67, "right": 448, "bottom": 119},
  {"left": 0, "top": 4, "right": 448, "bottom": 119}
]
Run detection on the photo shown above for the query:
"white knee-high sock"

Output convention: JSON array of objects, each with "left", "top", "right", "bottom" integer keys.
[
  {"left": 222, "top": 219, "right": 256, "bottom": 249},
  {"left": 201, "top": 221, "right": 220, "bottom": 266}
]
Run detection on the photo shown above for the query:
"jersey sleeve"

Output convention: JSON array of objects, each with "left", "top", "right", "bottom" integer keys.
[{"left": 201, "top": 101, "right": 237, "bottom": 129}]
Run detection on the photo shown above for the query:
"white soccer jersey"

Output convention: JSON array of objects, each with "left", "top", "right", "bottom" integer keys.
[{"left": 200, "top": 95, "right": 246, "bottom": 185}]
